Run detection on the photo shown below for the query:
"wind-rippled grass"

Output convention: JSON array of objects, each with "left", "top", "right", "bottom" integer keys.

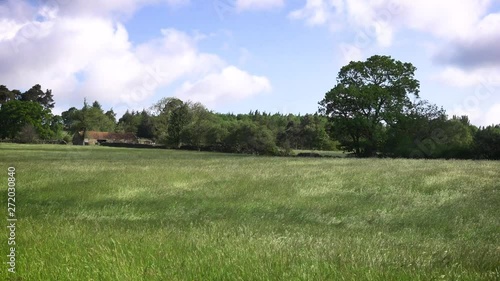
[{"left": 0, "top": 143, "right": 499, "bottom": 280}]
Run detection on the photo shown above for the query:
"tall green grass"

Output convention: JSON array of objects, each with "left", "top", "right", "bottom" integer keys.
[{"left": 1, "top": 143, "right": 499, "bottom": 280}]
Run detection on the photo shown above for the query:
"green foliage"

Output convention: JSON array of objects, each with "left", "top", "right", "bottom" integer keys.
[
  {"left": 383, "top": 105, "right": 476, "bottom": 159},
  {"left": 0, "top": 100, "right": 53, "bottom": 139},
  {"left": 473, "top": 125, "right": 500, "bottom": 159},
  {"left": 19, "top": 84, "right": 55, "bottom": 110},
  {"left": 224, "top": 121, "right": 279, "bottom": 155},
  {"left": 319, "top": 56, "right": 482, "bottom": 159},
  {"left": 319, "top": 55, "right": 420, "bottom": 157},
  {"left": 62, "top": 132, "right": 72, "bottom": 144},
  {"left": 15, "top": 123, "right": 40, "bottom": 143},
  {"left": 0, "top": 72, "right": 488, "bottom": 159},
  {"left": 62, "top": 100, "right": 116, "bottom": 133},
  {"left": 86, "top": 103, "right": 116, "bottom": 132},
  {"left": 61, "top": 107, "right": 79, "bottom": 131},
  {"left": 383, "top": 100, "right": 445, "bottom": 158},
  {"left": 157, "top": 103, "right": 336, "bottom": 155},
  {"left": 136, "top": 110, "right": 154, "bottom": 139},
  {"left": 276, "top": 114, "right": 334, "bottom": 151},
  {"left": 0, "top": 84, "right": 61, "bottom": 140},
  {"left": 0, "top": 85, "right": 16, "bottom": 105},
  {"left": 166, "top": 102, "right": 191, "bottom": 148},
  {"left": 49, "top": 115, "right": 64, "bottom": 139},
  {"left": 117, "top": 110, "right": 142, "bottom": 133},
  {"left": 179, "top": 118, "right": 215, "bottom": 149}
]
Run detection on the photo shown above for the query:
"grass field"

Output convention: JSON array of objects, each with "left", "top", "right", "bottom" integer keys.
[
  {"left": 0, "top": 143, "right": 499, "bottom": 280},
  {"left": 294, "top": 149, "right": 347, "bottom": 157}
]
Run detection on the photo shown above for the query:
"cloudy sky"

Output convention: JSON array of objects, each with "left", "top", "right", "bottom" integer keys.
[{"left": 1, "top": 0, "right": 499, "bottom": 125}]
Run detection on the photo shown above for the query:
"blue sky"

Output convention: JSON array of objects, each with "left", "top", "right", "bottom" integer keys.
[{"left": 0, "top": 0, "right": 499, "bottom": 125}]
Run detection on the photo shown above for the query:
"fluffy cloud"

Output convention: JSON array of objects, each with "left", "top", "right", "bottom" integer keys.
[
  {"left": 338, "top": 43, "right": 363, "bottom": 64},
  {"left": 434, "top": 13, "right": 500, "bottom": 69},
  {"left": 236, "top": 0, "right": 284, "bottom": 11},
  {"left": 441, "top": 70, "right": 500, "bottom": 125},
  {"left": 289, "top": 0, "right": 494, "bottom": 47},
  {"left": 0, "top": 15, "right": 142, "bottom": 105},
  {"left": 449, "top": 101, "right": 500, "bottom": 127},
  {"left": 40, "top": 0, "right": 189, "bottom": 18},
  {"left": 176, "top": 66, "right": 271, "bottom": 106},
  {"left": 288, "top": 0, "right": 344, "bottom": 28},
  {"left": 484, "top": 103, "right": 500, "bottom": 125},
  {"left": 0, "top": 0, "right": 36, "bottom": 20},
  {"left": 0, "top": 1, "right": 272, "bottom": 114},
  {"left": 433, "top": 67, "right": 487, "bottom": 88},
  {"left": 395, "top": 0, "right": 491, "bottom": 39},
  {"left": 435, "top": 68, "right": 500, "bottom": 107}
]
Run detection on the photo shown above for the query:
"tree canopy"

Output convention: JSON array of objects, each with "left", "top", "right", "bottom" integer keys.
[
  {"left": 319, "top": 55, "right": 420, "bottom": 156},
  {"left": 0, "top": 100, "right": 53, "bottom": 140}
]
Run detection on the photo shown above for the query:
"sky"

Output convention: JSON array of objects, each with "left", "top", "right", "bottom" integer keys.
[{"left": 0, "top": 0, "right": 499, "bottom": 126}]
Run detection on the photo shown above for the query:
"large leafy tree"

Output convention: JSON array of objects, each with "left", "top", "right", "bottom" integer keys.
[
  {"left": 117, "top": 110, "right": 141, "bottom": 133},
  {"left": 0, "top": 85, "right": 16, "bottom": 105},
  {"left": 149, "top": 97, "right": 185, "bottom": 143},
  {"left": 20, "top": 84, "right": 55, "bottom": 110},
  {"left": 319, "top": 55, "right": 420, "bottom": 156},
  {"left": 136, "top": 110, "right": 154, "bottom": 139},
  {"left": 61, "top": 107, "right": 80, "bottom": 131},
  {"left": 149, "top": 97, "right": 194, "bottom": 146},
  {"left": 62, "top": 99, "right": 116, "bottom": 136},
  {"left": 0, "top": 100, "right": 53, "bottom": 139},
  {"left": 166, "top": 101, "right": 191, "bottom": 148},
  {"left": 85, "top": 101, "right": 116, "bottom": 132},
  {"left": 473, "top": 125, "right": 500, "bottom": 160}
]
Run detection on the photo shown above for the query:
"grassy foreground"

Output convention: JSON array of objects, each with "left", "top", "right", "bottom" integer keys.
[{"left": 0, "top": 143, "right": 499, "bottom": 280}]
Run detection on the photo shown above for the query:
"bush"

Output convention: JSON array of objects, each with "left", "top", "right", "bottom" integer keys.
[
  {"left": 15, "top": 124, "right": 40, "bottom": 143},
  {"left": 473, "top": 125, "right": 500, "bottom": 159},
  {"left": 63, "top": 134, "right": 72, "bottom": 144},
  {"left": 224, "top": 122, "right": 279, "bottom": 155}
]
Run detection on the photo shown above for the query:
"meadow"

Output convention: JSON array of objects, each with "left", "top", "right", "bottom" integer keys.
[{"left": 0, "top": 143, "right": 499, "bottom": 280}]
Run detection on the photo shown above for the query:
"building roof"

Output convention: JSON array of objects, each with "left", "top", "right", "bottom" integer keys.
[{"left": 86, "top": 131, "right": 137, "bottom": 141}]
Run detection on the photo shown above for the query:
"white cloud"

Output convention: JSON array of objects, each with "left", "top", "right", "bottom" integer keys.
[
  {"left": 46, "top": 0, "right": 189, "bottom": 18},
  {"left": 434, "top": 12, "right": 500, "bottom": 69},
  {"left": 0, "top": 15, "right": 139, "bottom": 104},
  {"left": 0, "top": 1, "right": 272, "bottom": 115},
  {"left": 433, "top": 67, "right": 500, "bottom": 89},
  {"left": 176, "top": 66, "right": 271, "bottom": 106},
  {"left": 289, "top": 0, "right": 494, "bottom": 48},
  {"left": 288, "top": 0, "right": 344, "bottom": 28},
  {"left": 433, "top": 68, "right": 485, "bottom": 88},
  {"left": 0, "top": 19, "right": 24, "bottom": 41},
  {"left": 0, "top": 0, "right": 36, "bottom": 20},
  {"left": 236, "top": 0, "right": 284, "bottom": 11},
  {"left": 397, "top": 0, "right": 491, "bottom": 40},
  {"left": 373, "top": 20, "right": 393, "bottom": 47},
  {"left": 449, "top": 101, "right": 500, "bottom": 127},
  {"left": 484, "top": 103, "right": 500, "bottom": 125},
  {"left": 444, "top": 71, "right": 500, "bottom": 126},
  {"left": 338, "top": 43, "right": 363, "bottom": 64}
]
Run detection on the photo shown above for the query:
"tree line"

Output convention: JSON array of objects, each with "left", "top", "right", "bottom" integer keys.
[
  {"left": 318, "top": 55, "right": 499, "bottom": 160},
  {"left": 0, "top": 55, "right": 499, "bottom": 159},
  {"left": 61, "top": 97, "right": 336, "bottom": 155},
  {"left": 0, "top": 84, "right": 61, "bottom": 142}
]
